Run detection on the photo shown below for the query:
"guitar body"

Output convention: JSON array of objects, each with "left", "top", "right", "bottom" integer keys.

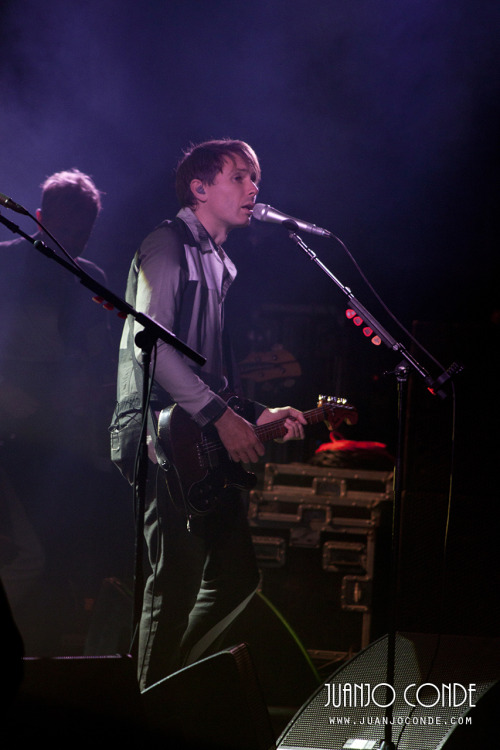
[
  {"left": 158, "top": 394, "right": 357, "bottom": 518},
  {"left": 158, "top": 404, "right": 257, "bottom": 516}
]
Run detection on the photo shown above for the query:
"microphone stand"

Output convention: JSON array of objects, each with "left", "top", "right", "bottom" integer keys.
[
  {"left": 284, "top": 225, "right": 460, "bottom": 750},
  {"left": 0, "top": 210, "right": 206, "bottom": 663}
]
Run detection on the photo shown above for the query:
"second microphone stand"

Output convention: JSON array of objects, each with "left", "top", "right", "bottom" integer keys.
[{"left": 285, "top": 224, "right": 458, "bottom": 749}]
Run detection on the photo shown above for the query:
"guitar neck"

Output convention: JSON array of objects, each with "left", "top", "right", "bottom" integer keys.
[
  {"left": 254, "top": 405, "right": 333, "bottom": 444},
  {"left": 196, "top": 399, "right": 356, "bottom": 465}
]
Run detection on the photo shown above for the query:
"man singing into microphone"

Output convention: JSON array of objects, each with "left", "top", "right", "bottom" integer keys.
[{"left": 110, "top": 139, "right": 306, "bottom": 690}]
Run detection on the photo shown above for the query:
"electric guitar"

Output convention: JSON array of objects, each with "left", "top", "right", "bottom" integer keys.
[{"left": 157, "top": 395, "right": 358, "bottom": 516}]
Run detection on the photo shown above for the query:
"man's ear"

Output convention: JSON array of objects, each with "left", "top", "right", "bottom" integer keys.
[
  {"left": 190, "top": 179, "right": 206, "bottom": 201},
  {"left": 35, "top": 208, "right": 42, "bottom": 224}
]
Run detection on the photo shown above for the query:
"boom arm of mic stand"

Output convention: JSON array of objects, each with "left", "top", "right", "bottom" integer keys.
[
  {"left": 0, "top": 210, "right": 205, "bottom": 366},
  {"left": 286, "top": 228, "right": 452, "bottom": 397},
  {"left": 1, "top": 209, "right": 206, "bottom": 662}
]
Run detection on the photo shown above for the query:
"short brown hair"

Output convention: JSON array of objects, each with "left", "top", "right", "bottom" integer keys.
[
  {"left": 175, "top": 139, "right": 261, "bottom": 208},
  {"left": 40, "top": 168, "right": 102, "bottom": 219}
]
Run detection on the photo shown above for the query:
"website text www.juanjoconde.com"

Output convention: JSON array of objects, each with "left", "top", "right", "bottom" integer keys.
[{"left": 327, "top": 714, "right": 472, "bottom": 727}]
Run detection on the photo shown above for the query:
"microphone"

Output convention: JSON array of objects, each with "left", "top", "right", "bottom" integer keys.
[
  {"left": 0, "top": 191, "right": 29, "bottom": 216},
  {"left": 252, "top": 202, "right": 332, "bottom": 237}
]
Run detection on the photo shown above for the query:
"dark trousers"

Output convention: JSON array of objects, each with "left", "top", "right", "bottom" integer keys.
[{"left": 137, "top": 464, "right": 260, "bottom": 690}]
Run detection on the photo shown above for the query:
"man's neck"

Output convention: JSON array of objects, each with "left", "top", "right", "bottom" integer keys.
[{"left": 192, "top": 208, "right": 228, "bottom": 246}]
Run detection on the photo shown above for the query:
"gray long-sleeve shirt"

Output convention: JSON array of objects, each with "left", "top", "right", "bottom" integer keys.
[{"left": 116, "top": 207, "right": 237, "bottom": 427}]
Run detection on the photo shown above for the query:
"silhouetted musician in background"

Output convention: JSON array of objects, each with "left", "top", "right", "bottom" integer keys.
[{"left": 0, "top": 169, "right": 111, "bottom": 651}]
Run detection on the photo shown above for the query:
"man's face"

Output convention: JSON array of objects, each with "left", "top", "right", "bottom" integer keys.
[
  {"left": 40, "top": 203, "right": 97, "bottom": 257},
  {"left": 199, "top": 154, "right": 259, "bottom": 237}
]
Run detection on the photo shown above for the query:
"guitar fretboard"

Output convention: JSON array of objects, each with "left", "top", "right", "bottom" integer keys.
[
  {"left": 254, "top": 405, "right": 337, "bottom": 442},
  {"left": 199, "top": 402, "right": 355, "bottom": 462}
]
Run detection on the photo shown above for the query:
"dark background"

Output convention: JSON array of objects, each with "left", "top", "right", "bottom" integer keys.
[{"left": 0, "top": 0, "right": 499, "bottom": 655}]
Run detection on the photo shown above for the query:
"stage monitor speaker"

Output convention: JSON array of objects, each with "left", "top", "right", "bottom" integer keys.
[
  {"left": 142, "top": 642, "right": 276, "bottom": 750},
  {"left": 3, "top": 654, "right": 145, "bottom": 745},
  {"left": 276, "top": 632, "right": 500, "bottom": 750},
  {"left": 85, "top": 581, "right": 322, "bottom": 712},
  {"left": 218, "top": 591, "right": 321, "bottom": 709}
]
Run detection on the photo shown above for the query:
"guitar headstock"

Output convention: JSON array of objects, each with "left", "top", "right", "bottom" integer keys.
[{"left": 317, "top": 394, "right": 358, "bottom": 430}]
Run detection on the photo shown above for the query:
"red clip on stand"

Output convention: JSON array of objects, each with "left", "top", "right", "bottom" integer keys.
[{"left": 283, "top": 220, "right": 462, "bottom": 750}]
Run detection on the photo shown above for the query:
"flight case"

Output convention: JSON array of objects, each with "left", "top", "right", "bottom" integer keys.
[{"left": 248, "top": 462, "right": 393, "bottom": 661}]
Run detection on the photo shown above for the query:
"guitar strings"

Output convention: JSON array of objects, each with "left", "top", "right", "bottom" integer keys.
[{"left": 197, "top": 406, "right": 336, "bottom": 458}]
